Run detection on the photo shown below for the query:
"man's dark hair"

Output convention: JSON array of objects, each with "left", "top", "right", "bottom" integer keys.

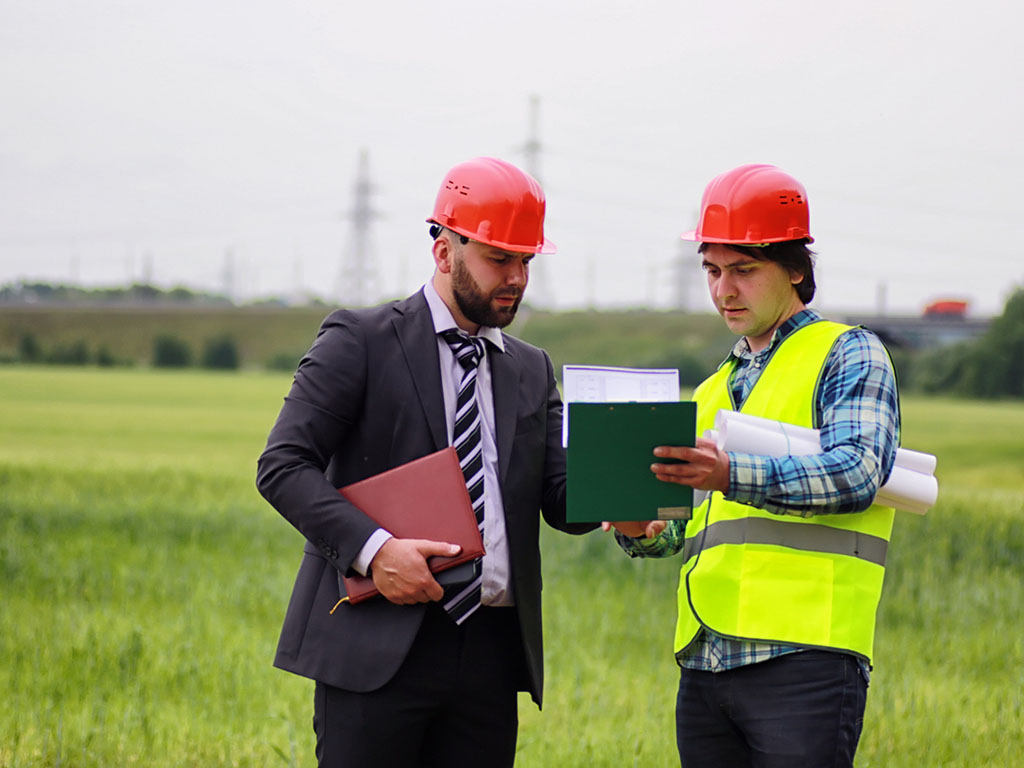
[
  {"left": 428, "top": 224, "right": 469, "bottom": 245},
  {"left": 698, "top": 240, "right": 817, "bottom": 304}
]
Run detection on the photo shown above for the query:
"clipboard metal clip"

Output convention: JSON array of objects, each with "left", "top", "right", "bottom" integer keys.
[{"left": 657, "top": 507, "right": 692, "bottom": 521}]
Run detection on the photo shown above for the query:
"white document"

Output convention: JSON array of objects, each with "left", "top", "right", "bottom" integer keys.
[{"left": 561, "top": 365, "right": 680, "bottom": 447}]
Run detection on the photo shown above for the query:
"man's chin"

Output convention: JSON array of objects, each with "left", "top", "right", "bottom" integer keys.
[
  {"left": 491, "top": 307, "right": 518, "bottom": 328},
  {"left": 490, "top": 298, "right": 521, "bottom": 327},
  {"left": 721, "top": 312, "right": 749, "bottom": 333}
]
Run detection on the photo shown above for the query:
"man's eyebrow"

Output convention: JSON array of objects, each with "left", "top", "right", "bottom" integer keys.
[{"left": 703, "top": 257, "right": 760, "bottom": 269}]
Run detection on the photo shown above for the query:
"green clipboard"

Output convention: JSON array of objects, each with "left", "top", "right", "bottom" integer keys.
[{"left": 566, "top": 401, "right": 696, "bottom": 523}]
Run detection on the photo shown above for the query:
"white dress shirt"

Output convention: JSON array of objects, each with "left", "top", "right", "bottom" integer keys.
[{"left": 351, "top": 281, "right": 514, "bottom": 606}]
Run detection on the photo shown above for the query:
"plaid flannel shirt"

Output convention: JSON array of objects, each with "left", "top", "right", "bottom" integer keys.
[{"left": 616, "top": 309, "right": 900, "bottom": 673}]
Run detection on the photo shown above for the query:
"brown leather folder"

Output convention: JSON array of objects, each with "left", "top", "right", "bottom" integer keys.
[{"left": 338, "top": 447, "right": 485, "bottom": 604}]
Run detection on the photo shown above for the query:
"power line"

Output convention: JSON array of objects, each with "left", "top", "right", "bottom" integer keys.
[
  {"left": 518, "top": 95, "right": 553, "bottom": 308},
  {"left": 337, "top": 148, "right": 383, "bottom": 306}
]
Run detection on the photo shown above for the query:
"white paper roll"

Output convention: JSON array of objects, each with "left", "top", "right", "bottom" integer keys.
[
  {"left": 716, "top": 411, "right": 936, "bottom": 478},
  {"left": 875, "top": 466, "right": 938, "bottom": 511},
  {"left": 893, "top": 447, "right": 938, "bottom": 476},
  {"left": 710, "top": 409, "right": 938, "bottom": 514},
  {"left": 720, "top": 417, "right": 820, "bottom": 457},
  {"left": 715, "top": 409, "right": 819, "bottom": 447}
]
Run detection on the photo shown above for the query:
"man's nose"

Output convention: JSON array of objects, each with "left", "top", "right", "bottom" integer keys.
[
  {"left": 506, "top": 260, "right": 528, "bottom": 286},
  {"left": 713, "top": 273, "right": 736, "bottom": 300}
]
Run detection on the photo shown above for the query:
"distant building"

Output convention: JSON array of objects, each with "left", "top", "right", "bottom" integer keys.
[
  {"left": 842, "top": 299, "right": 990, "bottom": 349},
  {"left": 922, "top": 299, "right": 969, "bottom": 318}
]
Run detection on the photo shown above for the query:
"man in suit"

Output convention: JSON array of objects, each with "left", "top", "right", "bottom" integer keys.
[{"left": 257, "top": 156, "right": 595, "bottom": 767}]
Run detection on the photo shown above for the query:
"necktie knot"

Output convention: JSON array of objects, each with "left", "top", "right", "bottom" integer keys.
[{"left": 441, "top": 329, "right": 483, "bottom": 371}]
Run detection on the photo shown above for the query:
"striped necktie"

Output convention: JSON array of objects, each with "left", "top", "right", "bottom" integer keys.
[{"left": 440, "top": 329, "right": 486, "bottom": 624}]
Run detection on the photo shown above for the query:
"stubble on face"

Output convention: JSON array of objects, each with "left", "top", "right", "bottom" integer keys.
[{"left": 450, "top": 249, "right": 523, "bottom": 329}]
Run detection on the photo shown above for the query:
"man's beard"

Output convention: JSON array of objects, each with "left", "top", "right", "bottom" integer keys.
[{"left": 451, "top": 255, "right": 523, "bottom": 329}]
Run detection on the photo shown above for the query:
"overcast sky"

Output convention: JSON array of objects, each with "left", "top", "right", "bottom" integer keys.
[{"left": 1, "top": 0, "right": 1020, "bottom": 316}]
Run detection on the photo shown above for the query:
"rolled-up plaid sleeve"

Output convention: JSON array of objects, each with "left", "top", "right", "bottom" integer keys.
[{"left": 726, "top": 327, "right": 900, "bottom": 517}]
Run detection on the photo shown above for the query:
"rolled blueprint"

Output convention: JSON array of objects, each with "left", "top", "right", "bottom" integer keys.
[
  {"left": 889, "top": 447, "right": 937, "bottom": 476},
  {"left": 874, "top": 466, "right": 937, "bottom": 515},
  {"left": 715, "top": 416, "right": 819, "bottom": 457},
  {"left": 704, "top": 410, "right": 938, "bottom": 515}
]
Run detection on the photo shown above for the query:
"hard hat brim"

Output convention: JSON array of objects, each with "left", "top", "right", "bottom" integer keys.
[
  {"left": 679, "top": 230, "right": 815, "bottom": 246},
  {"left": 537, "top": 237, "right": 556, "bottom": 255},
  {"left": 429, "top": 217, "right": 556, "bottom": 254}
]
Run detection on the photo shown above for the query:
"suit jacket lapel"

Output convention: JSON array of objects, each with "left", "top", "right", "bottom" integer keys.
[
  {"left": 393, "top": 291, "right": 447, "bottom": 452},
  {"left": 489, "top": 338, "right": 520, "bottom": 485}
]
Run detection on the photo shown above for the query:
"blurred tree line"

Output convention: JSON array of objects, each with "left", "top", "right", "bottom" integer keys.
[
  {"left": 14, "top": 331, "right": 244, "bottom": 370},
  {"left": 0, "top": 281, "right": 236, "bottom": 307},
  {"left": 3, "top": 280, "right": 1024, "bottom": 398}
]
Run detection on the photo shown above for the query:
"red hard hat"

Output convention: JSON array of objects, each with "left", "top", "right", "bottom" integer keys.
[
  {"left": 681, "top": 164, "right": 813, "bottom": 245},
  {"left": 427, "top": 157, "right": 555, "bottom": 254}
]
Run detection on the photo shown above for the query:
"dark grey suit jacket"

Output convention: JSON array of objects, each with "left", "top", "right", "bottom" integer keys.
[{"left": 256, "top": 289, "right": 593, "bottom": 707}]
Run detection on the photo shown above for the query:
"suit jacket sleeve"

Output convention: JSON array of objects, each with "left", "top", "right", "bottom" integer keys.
[
  {"left": 256, "top": 310, "right": 379, "bottom": 573},
  {"left": 538, "top": 348, "right": 596, "bottom": 536}
]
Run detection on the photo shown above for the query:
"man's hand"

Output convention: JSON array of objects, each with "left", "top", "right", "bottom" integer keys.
[
  {"left": 601, "top": 520, "right": 667, "bottom": 538},
  {"left": 369, "top": 538, "right": 461, "bottom": 604},
  {"left": 650, "top": 436, "right": 730, "bottom": 493}
]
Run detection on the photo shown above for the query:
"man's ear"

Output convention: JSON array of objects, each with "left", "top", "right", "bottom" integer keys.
[
  {"left": 789, "top": 269, "right": 805, "bottom": 286},
  {"left": 433, "top": 235, "right": 453, "bottom": 274}
]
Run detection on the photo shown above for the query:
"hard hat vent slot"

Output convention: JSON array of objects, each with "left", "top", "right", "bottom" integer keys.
[
  {"left": 777, "top": 194, "right": 805, "bottom": 206},
  {"left": 444, "top": 181, "right": 471, "bottom": 196}
]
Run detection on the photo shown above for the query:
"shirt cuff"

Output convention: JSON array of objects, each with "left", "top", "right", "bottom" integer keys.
[
  {"left": 614, "top": 529, "right": 667, "bottom": 558},
  {"left": 726, "top": 451, "right": 771, "bottom": 509},
  {"left": 351, "top": 528, "right": 393, "bottom": 576}
]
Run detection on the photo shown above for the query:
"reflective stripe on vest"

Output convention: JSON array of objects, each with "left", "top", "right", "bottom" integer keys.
[
  {"left": 674, "top": 319, "right": 896, "bottom": 663},
  {"left": 682, "top": 516, "right": 888, "bottom": 568}
]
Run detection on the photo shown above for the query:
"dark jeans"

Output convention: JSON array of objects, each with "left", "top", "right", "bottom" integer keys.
[
  {"left": 313, "top": 604, "right": 523, "bottom": 768},
  {"left": 676, "top": 651, "right": 868, "bottom": 768}
]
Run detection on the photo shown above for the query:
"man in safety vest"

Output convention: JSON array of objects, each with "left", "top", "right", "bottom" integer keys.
[{"left": 606, "top": 163, "right": 901, "bottom": 768}]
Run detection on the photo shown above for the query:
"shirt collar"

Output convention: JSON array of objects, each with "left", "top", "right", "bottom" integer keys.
[
  {"left": 725, "top": 308, "right": 821, "bottom": 363},
  {"left": 422, "top": 280, "right": 505, "bottom": 353}
]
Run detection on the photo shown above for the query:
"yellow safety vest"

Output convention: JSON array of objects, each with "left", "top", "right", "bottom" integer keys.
[{"left": 675, "top": 319, "right": 895, "bottom": 663}]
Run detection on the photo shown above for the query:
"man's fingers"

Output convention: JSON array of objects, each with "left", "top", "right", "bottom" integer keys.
[
  {"left": 645, "top": 520, "right": 668, "bottom": 538},
  {"left": 653, "top": 445, "right": 693, "bottom": 460},
  {"left": 371, "top": 538, "right": 453, "bottom": 604},
  {"left": 423, "top": 579, "right": 444, "bottom": 602},
  {"left": 651, "top": 462, "right": 687, "bottom": 474},
  {"left": 650, "top": 441, "right": 730, "bottom": 494},
  {"left": 413, "top": 539, "right": 461, "bottom": 558},
  {"left": 602, "top": 520, "right": 658, "bottom": 538}
]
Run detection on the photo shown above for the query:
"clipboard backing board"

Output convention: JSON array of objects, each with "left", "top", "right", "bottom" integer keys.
[{"left": 567, "top": 401, "right": 696, "bottom": 523}]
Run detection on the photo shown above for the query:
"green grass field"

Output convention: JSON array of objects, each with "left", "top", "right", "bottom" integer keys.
[{"left": 1, "top": 366, "right": 1022, "bottom": 767}]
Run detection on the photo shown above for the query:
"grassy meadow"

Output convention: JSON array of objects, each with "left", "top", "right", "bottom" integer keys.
[{"left": 1, "top": 365, "right": 1022, "bottom": 767}]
